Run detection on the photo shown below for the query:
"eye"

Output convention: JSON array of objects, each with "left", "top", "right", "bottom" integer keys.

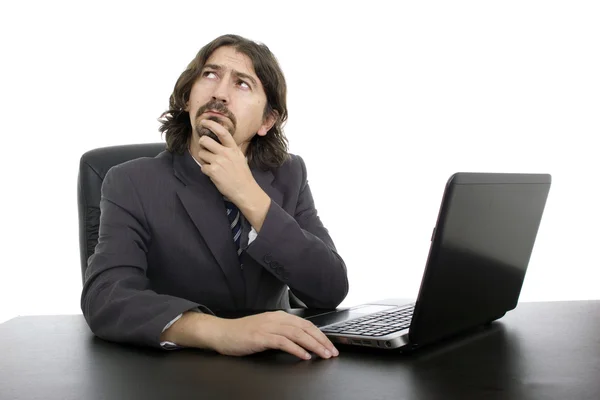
[
  {"left": 237, "top": 80, "right": 251, "bottom": 90},
  {"left": 202, "top": 71, "right": 218, "bottom": 79}
]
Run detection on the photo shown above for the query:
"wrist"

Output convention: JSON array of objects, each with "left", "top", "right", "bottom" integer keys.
[
  {"left": 160, "top": 311, "right": 223, "bottom": 349},
  {"left": 235, "top": 182, "right": 264, "bottom": 206},
  {"left": 237, "top": 184, "right": 271, "bottom": 232}
]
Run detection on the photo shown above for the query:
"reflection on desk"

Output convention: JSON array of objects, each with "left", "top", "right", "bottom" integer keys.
[{"left": 1, "top": 301, "right": 599, "bottom": 400}]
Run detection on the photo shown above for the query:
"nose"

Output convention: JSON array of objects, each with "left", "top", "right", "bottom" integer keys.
[{"left": 212, "top": 75, "right": 230, "bottom": 104}]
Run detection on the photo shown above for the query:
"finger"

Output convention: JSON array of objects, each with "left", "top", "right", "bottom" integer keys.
[
  {"left": 269, "top": 311, "right": 338, "bottom": 357},
  {"left": 201, "top": 119, "right": 237, "bottom": 148},
  {"left": 303, "top": 324, "right": 339, "bottom": 357},
  {"left": 266, "top": 334, "right": 312, "bottom": 360},
  {"left": 198, "top": 135, "right": 223, "bottom": 155},
  {"left": 289, "top": 315, "right": 339, "bottom": 356},
  {"left": 277, "top": 325, "right": 333, "bottom": 359},
  {"left": 200, "top": 163, "right": 216, "bottom": 177},
  {"left": 196, "top": 147, "right": 217, "bottom": 165}
]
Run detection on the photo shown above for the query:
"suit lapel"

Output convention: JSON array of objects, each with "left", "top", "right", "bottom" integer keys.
[
  {"left": 243, "top": 166, "right": 285, "bottom": 307},
  {"left": 172, "top": 151, "right": 245, "bottom": 309}
]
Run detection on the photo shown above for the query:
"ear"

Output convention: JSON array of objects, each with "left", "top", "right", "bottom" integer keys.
[{"left": 257, "top": 110, "right": 278, "bottom": 137}]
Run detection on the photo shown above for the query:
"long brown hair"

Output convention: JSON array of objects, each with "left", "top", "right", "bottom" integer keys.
[{"left": 158, "top": 34, "right": 289, "bottom": 170}]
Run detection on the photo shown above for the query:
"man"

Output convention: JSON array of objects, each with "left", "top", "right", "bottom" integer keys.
[{"left": 81, "top": 34, "right": 349, "bottom": 361}]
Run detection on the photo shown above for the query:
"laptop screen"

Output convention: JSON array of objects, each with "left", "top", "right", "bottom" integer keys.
[{"left": 409, "top": 173, "right": 551, "bottom": 345}]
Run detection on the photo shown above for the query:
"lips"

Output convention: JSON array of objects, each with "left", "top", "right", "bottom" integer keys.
[
  {"left": 195, "top": 100, "right": 237, "bottom": 128},
  {"left": 205, "top": 110, "right": 226, "bottom": 118}
]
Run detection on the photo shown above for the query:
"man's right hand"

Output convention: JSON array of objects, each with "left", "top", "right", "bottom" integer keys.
[
  {"left": 161, "top": 310, "right": 339, "bottom": 360},
  {"left": 209, "top": 310, "right": 339, "bottom": 360}
]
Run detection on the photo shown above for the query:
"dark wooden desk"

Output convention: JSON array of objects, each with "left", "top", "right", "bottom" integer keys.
[{"left": 1, "top": 301, "right": 599, "bottom": 400}]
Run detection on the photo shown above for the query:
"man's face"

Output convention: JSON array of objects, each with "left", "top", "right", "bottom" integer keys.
[{"left": 186, "top": 46, "right": 275, "bottom": 153}]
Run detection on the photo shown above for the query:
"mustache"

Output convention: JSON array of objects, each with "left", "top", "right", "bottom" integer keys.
[{"left": 195, "top": 100, "right": 237, "bottom": 128}]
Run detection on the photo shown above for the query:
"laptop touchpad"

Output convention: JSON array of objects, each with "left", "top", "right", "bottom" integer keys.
[{"left": 307, "top": 305, "right": 396, "bottom": 327}]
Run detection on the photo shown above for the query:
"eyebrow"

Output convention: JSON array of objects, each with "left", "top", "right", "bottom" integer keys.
[{"left": 203, "top": 63, "right": 258, "bottom": 88}]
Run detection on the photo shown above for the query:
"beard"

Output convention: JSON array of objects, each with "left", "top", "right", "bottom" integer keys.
[
  {"left": 194, "top": 100, "right": 237, "bottom": 145},
  {"left": 195, "top": 116, "right": 228, "bottom": 144}
]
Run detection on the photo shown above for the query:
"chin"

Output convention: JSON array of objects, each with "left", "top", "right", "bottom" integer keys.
[{"left": 196, "top": 127, "right": 221, "bottom": 144}]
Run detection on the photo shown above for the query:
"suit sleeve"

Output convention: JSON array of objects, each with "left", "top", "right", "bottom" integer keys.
[
  {"left": 245, "top": 156, "right": 349, "bottom": 308},
  {"left": 80, "top": 165, "right": 208, "bottom": 348}
]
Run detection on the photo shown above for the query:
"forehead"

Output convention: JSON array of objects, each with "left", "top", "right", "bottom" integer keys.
[{"left": 205, "top": 46, "right": 259, "bottom": 80}]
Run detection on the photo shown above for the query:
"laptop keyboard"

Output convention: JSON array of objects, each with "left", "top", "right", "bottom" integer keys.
[{"left": 322, "top": 305, "right": 414, "bottom": 337}]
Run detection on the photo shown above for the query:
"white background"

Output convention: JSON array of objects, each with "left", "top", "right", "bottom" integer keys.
[{"left": 1, "top": 0, "right": 598, "bottom": 324}]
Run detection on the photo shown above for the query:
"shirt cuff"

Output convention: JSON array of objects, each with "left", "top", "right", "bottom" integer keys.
[
  {"left": 162, "top": 313, "right": 184, "bottom": 333},
  {"left": 159, "top": 308, "right": 202, "bottom": 349},
  {"left": 160, "top": 340, "right": 182, "bottom": 349},
  {"left": 248, "top": 226, "right": 258, "bottom": 245}
]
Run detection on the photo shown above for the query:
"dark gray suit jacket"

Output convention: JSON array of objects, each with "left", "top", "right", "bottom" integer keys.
[{"left": 81, "top": 150, "right": 349, "bottom": 348}]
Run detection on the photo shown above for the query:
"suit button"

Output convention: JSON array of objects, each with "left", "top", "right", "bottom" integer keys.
[
  {"left": 264, "top": 254, "right": 273, "bottom": 264},
  {"left": 270, "top": 261, "right": 281, "bottom": 269}
]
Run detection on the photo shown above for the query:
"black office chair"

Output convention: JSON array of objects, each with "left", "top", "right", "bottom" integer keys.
[{"left": 77, "top": 143, "right": 305, "bottom": 308}]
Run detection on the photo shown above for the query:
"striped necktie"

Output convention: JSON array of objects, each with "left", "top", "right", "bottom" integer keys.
[{"left": 224, "top": 199, "right": 242, "bottom": 257}]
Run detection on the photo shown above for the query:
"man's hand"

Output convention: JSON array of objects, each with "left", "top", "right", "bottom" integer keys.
[
  {"left": 196, "top": 119, "right": 258, "bottom": 204},
  {"left": 209, "top": 311, "right": 339, "bottom": 360},
  {"left": 161, "top": 310, "right": 339, "bottom": 360},
  {"left": 196, "top": 119, "right": 270, "bottom": 231}
]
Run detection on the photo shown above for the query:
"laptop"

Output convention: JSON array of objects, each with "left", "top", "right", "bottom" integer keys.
[{"left": 306, "top": 172, "right": 551, "bottom": 351}]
